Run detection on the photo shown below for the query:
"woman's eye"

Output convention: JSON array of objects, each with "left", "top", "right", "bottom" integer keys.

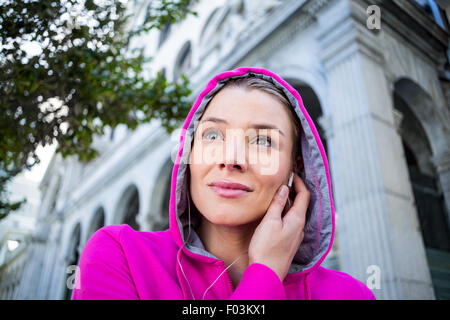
[
  {"left": 253, "top": 135, "right": 272, "bottom": 147},
  {"left": 203, "top": 129, "right": 223, "bottom": 141}
]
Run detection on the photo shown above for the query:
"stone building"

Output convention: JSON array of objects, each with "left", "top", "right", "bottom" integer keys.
[
  {"left": 5, "top": 0, "right": 450, "bottom": 299},
  {"left": 0, "top": 174, "right": 40, "bottom": 299}
]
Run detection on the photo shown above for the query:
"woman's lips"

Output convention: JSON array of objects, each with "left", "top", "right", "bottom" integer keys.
[
  {"left": 208, "top": 179, "right": 252, "bottom": 199},
  {"left": 209, "top": 185, "right": 250, "bottom": 198}
]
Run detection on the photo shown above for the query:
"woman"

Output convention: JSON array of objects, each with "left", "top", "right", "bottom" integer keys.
[{"left": 71, "top": 67, "right": 376, "bottom": 300}]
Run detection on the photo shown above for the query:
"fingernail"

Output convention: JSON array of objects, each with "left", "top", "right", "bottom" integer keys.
[{"left": 279, "top": 185, "right": 288, "bottom": 198}]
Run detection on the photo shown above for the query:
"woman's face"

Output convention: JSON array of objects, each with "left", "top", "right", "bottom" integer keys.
[{"left": 189, "top": 86, "right": 295, "bottom": 226}]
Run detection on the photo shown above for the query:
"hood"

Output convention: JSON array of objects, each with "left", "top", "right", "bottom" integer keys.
[{"left": 169, "top": 67, "right": 335, "bottom": 275}]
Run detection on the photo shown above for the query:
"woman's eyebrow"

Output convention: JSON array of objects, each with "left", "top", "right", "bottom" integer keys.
[{"left": 200, "top": 116, "right": 285, "bottom": 137}]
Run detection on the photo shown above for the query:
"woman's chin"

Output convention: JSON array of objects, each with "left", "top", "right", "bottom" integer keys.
[
  {"left": 204, "top": 210, "right": 263, "bottom": 227},
  {"left": 208, "top": 215, "right": 246, "bottom": 226}
]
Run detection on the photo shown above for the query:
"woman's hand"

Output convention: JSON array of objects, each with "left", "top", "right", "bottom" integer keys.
[{"left": 248, "top": 173, "right": 310, "bottom": 282}]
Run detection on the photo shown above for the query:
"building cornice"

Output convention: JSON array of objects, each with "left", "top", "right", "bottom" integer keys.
[
  {"left": 318, "top": 0, "right": 449, "bottom": 71},
  {"left": 189, "top": 0, "right": 333, "bottom": 97},
  {"left": 365, "top": 0, "right": 449, "bottom": 65}
]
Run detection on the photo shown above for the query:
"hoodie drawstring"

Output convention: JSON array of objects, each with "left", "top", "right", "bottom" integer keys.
[
  {"left": 305, "top": 273, "right": 311, "bottom": 300},
  {"left": 177, "top": 245, "right": 196, "bottom": 300}
]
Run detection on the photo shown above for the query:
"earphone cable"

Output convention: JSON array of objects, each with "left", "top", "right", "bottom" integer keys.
[
  {"left": 176, "top": 188, "right": 248, "bottom": 300},
  {"left": 176, "top": 189, "right": 196, "bottom": 300}
]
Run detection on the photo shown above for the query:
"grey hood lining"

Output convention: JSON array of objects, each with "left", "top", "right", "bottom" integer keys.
[{"left": 175, "top": 71, "right": 333, "bottom": 274}]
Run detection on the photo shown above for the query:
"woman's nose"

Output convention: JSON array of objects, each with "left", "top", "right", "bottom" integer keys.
[{"left": 222, "top": 130, "right": 248, "bottom": 172}]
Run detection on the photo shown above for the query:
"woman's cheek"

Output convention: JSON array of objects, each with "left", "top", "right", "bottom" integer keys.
[
  {"left": 192, "top": 141, "right": 224, "bottom": 165},
  {"left": 250, "top": 148, "right": 283, "bottom": 176}
]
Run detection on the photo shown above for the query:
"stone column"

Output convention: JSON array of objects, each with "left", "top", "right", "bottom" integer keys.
[
  {"left": 318, "top": 114, "right": 342, "bottom": 271},
  {"left": 16, "top": 223, "right": 50, "bottom": 299},
  {"left": 316, "top": 0, "right": 434, "bottom": 299},
  {"left": 17, "top": 163, "right": 64, "bottom": 299},
  {"left": 39, "top": 218, "right": 65, "bottom": 299}
]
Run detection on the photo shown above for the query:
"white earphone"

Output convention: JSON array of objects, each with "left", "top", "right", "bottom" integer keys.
[{"left": 288, "top": 172, "right": 294, "bottom": 188}]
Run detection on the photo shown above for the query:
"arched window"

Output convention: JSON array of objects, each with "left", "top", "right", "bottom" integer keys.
[
  {"left": 87, "top": 207, "right": 105, "bottom": 241},
  {"left": 123, "top": 189, "right": 140, "bottom": 230},
  {"left": 199, "top": 7, "right": 221, "bottom": 46},
  {"left": 394, "top": 78, "right": 450, "bottom": 299},
  {"left": 173, "top": 41, "right": 192, "bottom": 82},
  {"left": 158, "top": 23, "right": 171, "bottom": 48},
  {"left": 63, "top": 223, "right": 81, "bottom": 300},
  {"left": 114, "top": 185, "right": 141, "bottom": 231},
  {"left": 148, "top": 159, "right": 173, "bottom": 231}
]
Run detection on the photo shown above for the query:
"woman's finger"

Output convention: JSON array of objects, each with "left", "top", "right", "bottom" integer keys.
[
  {"left": 264, "top": 184, "right": 289, "bottom": 221},
  {"left": 282, "top": 174, "right": 310, "bottom": 226}
]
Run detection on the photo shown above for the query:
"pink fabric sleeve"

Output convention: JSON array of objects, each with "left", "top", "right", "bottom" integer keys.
[
  {"left": 361, "top": 282, "right": 377, "bottom": 300},
  {"left": 228, "top": 263, "right": 287, "bottom": 300},
  {"left": 71, "top": 226, "right": 139, "bottom": 300},
  {"left": 352, "top": 274, "right": 377, "bottom": 300}
]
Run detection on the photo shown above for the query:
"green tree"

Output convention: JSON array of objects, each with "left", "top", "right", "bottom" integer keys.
[{"left": 0, "top": 0, "right": 197, "bottom": 220}]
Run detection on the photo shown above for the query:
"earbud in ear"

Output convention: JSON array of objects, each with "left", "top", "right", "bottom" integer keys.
[{"left": 288, "top": 172, "right": 294, "bottom": 188}]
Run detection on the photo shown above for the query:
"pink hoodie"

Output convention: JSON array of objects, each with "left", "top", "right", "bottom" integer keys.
[{"left": 71, "top": 67, "right": 376, "bottom": 300}]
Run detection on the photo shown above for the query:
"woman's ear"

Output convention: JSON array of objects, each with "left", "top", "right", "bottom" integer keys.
[{"left": 294, "top": 155, "right": 304, "bottom": 174}]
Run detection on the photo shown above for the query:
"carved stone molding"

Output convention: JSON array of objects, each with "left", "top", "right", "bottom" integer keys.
[
  {"left": 392, "top": 109, "right": 404, "bottom": 134},
  {"left": 432, "top": 151, "right": 450, "bottom": 174},
  {"left": 317, "top": 3, "right": 384, "bottom": 70},
  {"left": 257, "top": 0, "right": 332, "bottom": 63},
  {"left": 194, "top": 0, "right": 333, "bottom": 86}
]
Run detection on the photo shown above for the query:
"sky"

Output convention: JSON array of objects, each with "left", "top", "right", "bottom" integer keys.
[{"left": 22, "top": 143, "right": 57, "bottom": 184}]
